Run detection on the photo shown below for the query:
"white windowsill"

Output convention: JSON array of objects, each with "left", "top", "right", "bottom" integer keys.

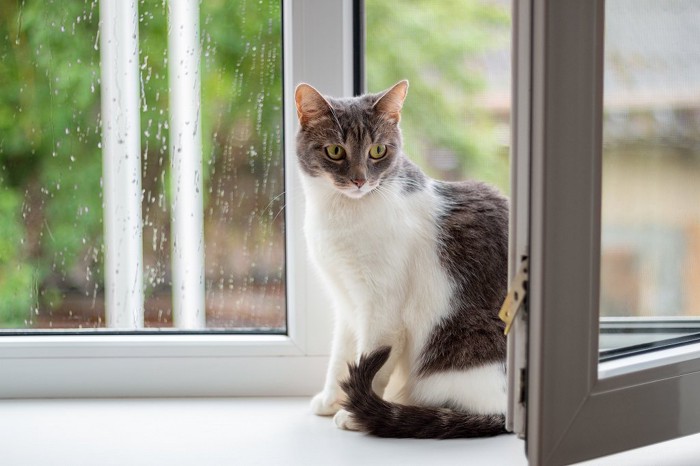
[{"left": 0, "top": 397, "right": 697, "bottom": 465}]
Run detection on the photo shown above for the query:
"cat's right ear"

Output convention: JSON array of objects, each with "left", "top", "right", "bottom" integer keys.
[{"left": 295, "top": 83, "right": 332, "bottom": 126}]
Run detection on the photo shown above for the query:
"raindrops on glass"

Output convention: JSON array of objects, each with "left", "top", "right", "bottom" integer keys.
[{"left": 1, "top": 0, "right": 285, "bottom": 331}]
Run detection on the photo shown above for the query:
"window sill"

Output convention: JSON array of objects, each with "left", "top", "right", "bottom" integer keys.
[{"left": 1, "top": 397, "right": 697, "bottom": 465}]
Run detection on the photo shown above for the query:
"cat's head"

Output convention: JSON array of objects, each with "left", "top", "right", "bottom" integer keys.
[{"left": 294, "top": 80, "right": 408, "bottom": 199}]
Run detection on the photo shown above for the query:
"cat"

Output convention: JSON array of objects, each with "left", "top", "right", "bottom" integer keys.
[{"left": 294, "top": 80, "right": 509, "bottom": 439}]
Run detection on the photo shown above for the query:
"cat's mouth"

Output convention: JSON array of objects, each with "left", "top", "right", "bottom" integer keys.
[{"left": 338, "top": 183, "right": 375, "bottom": 199}]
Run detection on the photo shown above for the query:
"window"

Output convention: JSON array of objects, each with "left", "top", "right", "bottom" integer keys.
[
  {"left": 0, "top": 0, "right": 356, "bottom": 397},
  {"left": 512, "top": 0, "right": 700, "bottom": 463},
  {"left": 599, "top": 0, "right": 700, "bottom": 355},
  {"left": 1, "top": 0, "right": 514, "bottom": 398},
  {"left": 1, "top": 0, "right": 284, "bottom": 332}
]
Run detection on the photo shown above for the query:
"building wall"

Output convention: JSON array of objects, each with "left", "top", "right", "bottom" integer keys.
[{"left": 601, "top": 147, "right": 700, "bottom": 317}]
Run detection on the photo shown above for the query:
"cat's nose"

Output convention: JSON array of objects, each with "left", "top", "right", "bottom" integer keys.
[{"left": 351, "top": 178, "right": 366, "bottom": 189}]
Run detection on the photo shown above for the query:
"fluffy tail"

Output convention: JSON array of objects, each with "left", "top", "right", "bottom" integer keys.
[{"left": 340, "top": 347, "right": 507, "bottom": 439}]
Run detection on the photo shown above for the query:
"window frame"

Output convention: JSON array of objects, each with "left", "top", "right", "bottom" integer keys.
[
  {"left": 0, "top": 0, "right": 357, "bottom": 398},
  {"left": 519, "top": 0, "right": 700, "bottom": 463}
]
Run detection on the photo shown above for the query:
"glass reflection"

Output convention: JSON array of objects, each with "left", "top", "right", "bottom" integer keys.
[{"left": 600, "top": 0, "right": 700, "bottom": 352}]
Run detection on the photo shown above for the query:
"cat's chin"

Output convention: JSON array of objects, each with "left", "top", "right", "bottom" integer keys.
[{"left": 339, "top": 187, "right": 372, "bottom": 199}]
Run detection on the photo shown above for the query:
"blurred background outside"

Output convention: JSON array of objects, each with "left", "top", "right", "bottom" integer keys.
[
  {"left": 601, "top": 0, "right": 700, "bottom": 320},
  {"left": 0, "top": 0, "right": 286, "bottom": 330}
]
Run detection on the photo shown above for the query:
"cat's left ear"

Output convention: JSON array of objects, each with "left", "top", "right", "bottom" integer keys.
[{"left": 373, "top": 80, "right": 409, "bottom": 123}]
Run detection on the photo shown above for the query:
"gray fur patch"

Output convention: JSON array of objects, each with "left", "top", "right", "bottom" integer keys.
[
  {"left": 418, "top": 181, "right": 509, "bottom": 375},
  {"left": 395, "top": 157, "right": 427, "bottom": 193}
]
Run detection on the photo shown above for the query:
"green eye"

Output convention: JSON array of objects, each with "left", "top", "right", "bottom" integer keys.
[
  {"left": 325, "top": 145, "right": 346, "bottom": 160},
  {"left": 369, "top": 144, "right": 387, "bottom": 159}
]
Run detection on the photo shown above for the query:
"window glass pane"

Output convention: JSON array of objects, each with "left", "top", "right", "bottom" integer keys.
[
  {"left": 365, "top": 0, "right": 511, "bottom": 191},
  {"left": 600, "top": 0, "right": 700, "bottom": 353},
  {"left": 0, "top": 0, "right": 284, "bottom": 332},
  {"left": 199, "top": 0, "right": 285, "bottom": 331}
]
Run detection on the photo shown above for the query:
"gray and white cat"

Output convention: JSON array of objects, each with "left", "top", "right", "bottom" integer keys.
[{"left": 295, "top": 80, "right": 509, "bottom": 438}]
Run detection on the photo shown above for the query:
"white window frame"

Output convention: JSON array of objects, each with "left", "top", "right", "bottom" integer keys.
[
  {"left": 514, "top": 1, "right": 700, "bottom": 463},
  {"left": 0, "top": 0, "right": 356, "bottom": 398}
]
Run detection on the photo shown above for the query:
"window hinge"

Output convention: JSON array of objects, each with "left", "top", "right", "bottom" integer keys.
[
  {"left": 519, "top": 367, "right": 528, "bottom": 405},
  {"left": 499, "top": 255, "right": 529, "bottom": 335}
]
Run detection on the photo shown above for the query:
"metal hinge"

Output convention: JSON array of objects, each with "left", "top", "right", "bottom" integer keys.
[{"left": 499, "top": 255, "right": 529, "bottom": 335}]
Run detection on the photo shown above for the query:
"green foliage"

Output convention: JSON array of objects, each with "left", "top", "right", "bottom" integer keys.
[
  {"left": 0, "top": 0, "right": 103, "bottom": 326},
  {"left": 0, "top": 176, "right": 36, "bottom": 327},
  {"left": 0, "top": 0, "right": 283, "bottom": 327},
  {"left": 365, "top": 0, "right": 510, "bottom": 188}
]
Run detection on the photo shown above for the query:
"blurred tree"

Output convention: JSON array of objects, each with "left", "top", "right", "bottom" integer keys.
[
  {"left": 0, "top": 0, "right": 283, "bottom": 328},
  {"left": 0, "top": 0, "right": 103, "bottom": 327},
  {"left": 365, "top": 0, "right": 510, "bottom": 188}
]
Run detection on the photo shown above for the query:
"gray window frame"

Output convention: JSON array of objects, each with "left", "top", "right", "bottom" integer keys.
[{"left": 512, "top": 1, "right": 700, "bottom": 463}]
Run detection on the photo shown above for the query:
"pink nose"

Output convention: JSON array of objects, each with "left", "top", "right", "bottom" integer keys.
[{"left": 352, "top": 178, "right": 366, "bottom": 188}]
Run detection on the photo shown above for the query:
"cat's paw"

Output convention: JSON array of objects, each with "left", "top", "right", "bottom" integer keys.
[
  {"left": 333, "top": 409, "right": 360, "bottom": 431},
  {"left": 310, "top": 392, "right": 342, "bottom": 416}
]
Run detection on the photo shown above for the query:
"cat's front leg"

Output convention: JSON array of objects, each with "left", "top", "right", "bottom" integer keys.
[
  {"left": 357, "top": 329, "right": 405, "bottom": 398},
  {"left": 310, "top": 317, "right": 355, "bottom": 416},
  {"left": 333, "top": 327, "right": 404, "bottom": 431}
]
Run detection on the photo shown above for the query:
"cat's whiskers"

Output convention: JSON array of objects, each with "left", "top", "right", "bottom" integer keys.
[
  {"left": 260, "top": 190, "right": 287, "bottom": 220},
  {"left": 260, "top": 188, "right": 311, "bottom": 224},
  {"left": 375, "top": 183, "right": 400, "bottom": 204},
  {"left": 373, "top": 185, "right": 393, "bottom": 204},
  {"left": 328, "top": 105, "right": 344, "bottom": 137},
  {"left": 271, "top": 201, "right": 287, "bottom": 224}
]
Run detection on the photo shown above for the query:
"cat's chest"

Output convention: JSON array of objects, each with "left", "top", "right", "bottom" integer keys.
[
  {"left": 309, "top": 202, "right": 402, "bottom": 257},
  {"left": 305, "top": 190, "right": 437, "bottom": 273}
]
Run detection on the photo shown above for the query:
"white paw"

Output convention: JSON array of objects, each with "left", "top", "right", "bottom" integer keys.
[
  {"left": 310, "top": 392, "right": 342, "bottom": 416},
  {"left": 333, "top": 409, "right": 360, "bottom": 431}
]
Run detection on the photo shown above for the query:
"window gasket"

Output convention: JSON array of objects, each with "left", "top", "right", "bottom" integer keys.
[{"left": 599, "top": 317, "right": 700, "bottom": 362}]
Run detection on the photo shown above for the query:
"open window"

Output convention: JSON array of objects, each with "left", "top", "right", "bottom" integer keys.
[{"left": 510, "top": 0, "right": 700, "bottom": 463}]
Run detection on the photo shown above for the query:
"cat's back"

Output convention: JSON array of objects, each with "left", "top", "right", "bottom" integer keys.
[{"left": 435, "top": 180, "right": 508, "bottom": 232}]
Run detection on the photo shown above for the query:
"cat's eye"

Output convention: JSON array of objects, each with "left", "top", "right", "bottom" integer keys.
[
  {"left": 369, "top": 144, "right": 387, "bottom": 159},
  {"left": 325, "top": 145, "right": 346, "bottom": 160}
]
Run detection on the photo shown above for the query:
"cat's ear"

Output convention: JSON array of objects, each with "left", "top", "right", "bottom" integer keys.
[
  {"left": 373, "top": 80, "right": 409, "bottom": 123},
  {"left": 295, "top": 83, "right": 332, "bottom": 126}
]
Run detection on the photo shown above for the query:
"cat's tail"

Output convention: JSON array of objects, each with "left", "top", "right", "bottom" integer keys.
[{"left": 340, "top": 346, "right": 507, "bottom": 439}]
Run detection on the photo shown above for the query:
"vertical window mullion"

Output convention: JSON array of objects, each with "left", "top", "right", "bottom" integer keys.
[
  {"left": 167, "top": 0, "right": 206, "bottom": 329},
  {"left": 99, "top": 0, "right": 144, "bottom": 328}
]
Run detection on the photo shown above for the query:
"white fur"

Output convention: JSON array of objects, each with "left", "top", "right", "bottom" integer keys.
[
  {"left": 410, "top": 363, "right": 507, "bottom": 415},
  {"left": 333, "top": 409, "right": 360, "bottom": 431},
  {"left": 301, "top": 171, "right": 504, "bottom": 420}
]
